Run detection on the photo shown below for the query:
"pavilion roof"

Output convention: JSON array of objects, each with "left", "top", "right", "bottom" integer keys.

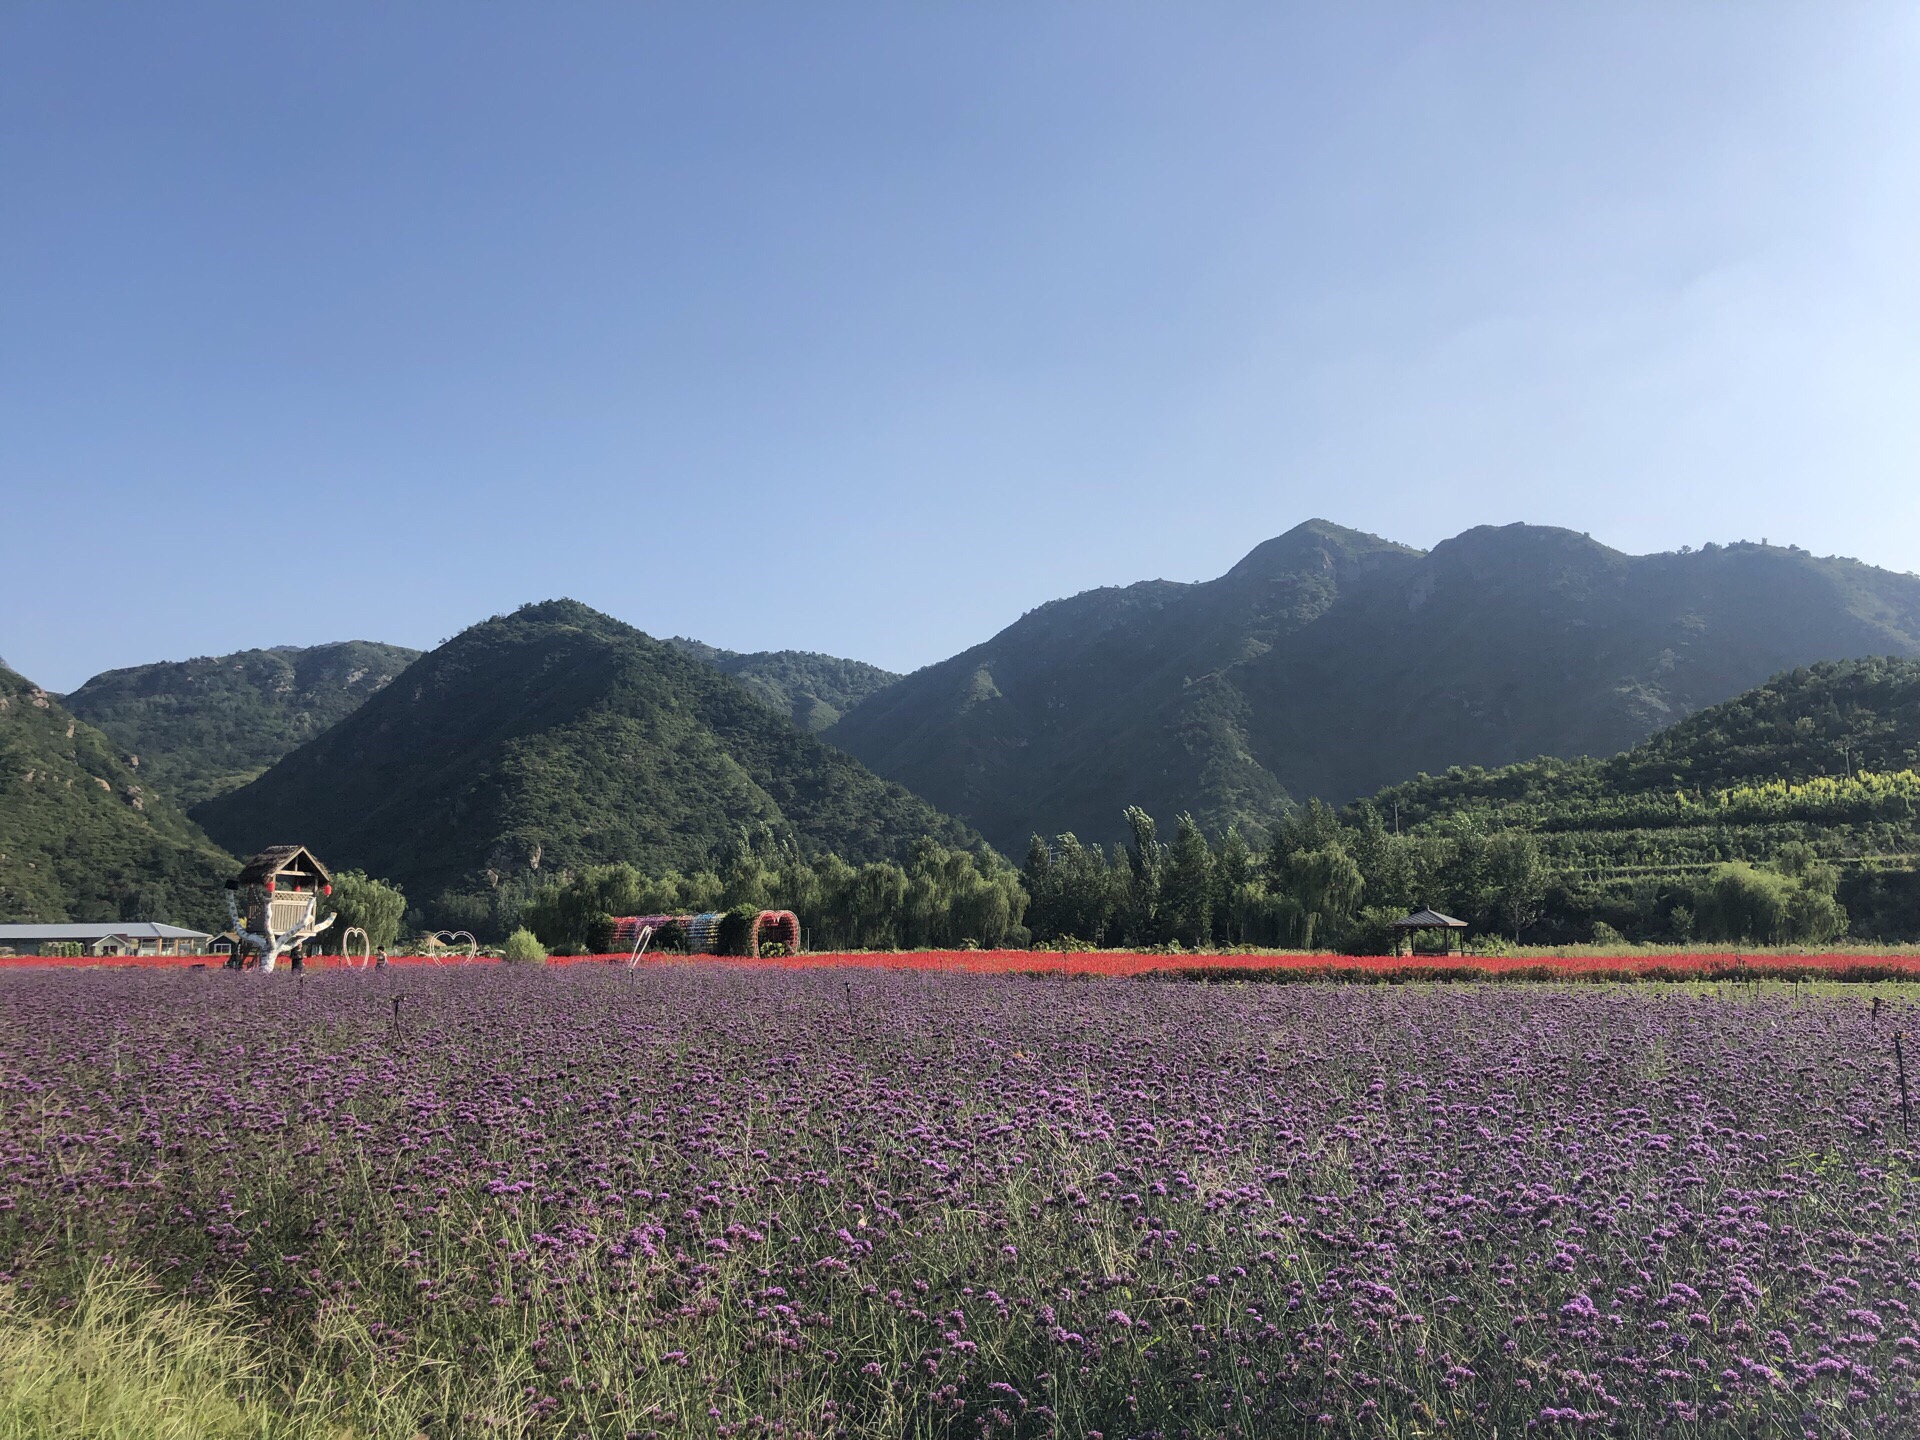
[{"left": 1388, "top": 906, "right": 1468, "bottom": 929}]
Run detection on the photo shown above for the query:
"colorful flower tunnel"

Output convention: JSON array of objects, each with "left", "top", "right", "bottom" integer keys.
[{"left": 610, "top": 910, "right": 801, "bottom": 956}]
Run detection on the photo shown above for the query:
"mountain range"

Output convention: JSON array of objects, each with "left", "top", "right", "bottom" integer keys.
[
  {"left": 10, "top": 518, "right": 1920, "bottom": 932},
  {"left": 825, "top": 521, "right": 1920, "bottom": 852},
  {"left": 189, "top": 601, "right": 979, "bottom": 916}
]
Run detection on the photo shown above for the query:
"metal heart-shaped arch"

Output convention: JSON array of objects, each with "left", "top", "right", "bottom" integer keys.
[{"left": 429, "top": 930, "right": 479, "bottom": 962}]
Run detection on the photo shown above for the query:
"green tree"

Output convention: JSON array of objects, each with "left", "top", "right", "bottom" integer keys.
[
  {"left": 716, "top": 904, "right": 761, "bottom": 956},
  {"left": 1022, "top": 835, "right": 1061, "bottom": 939},
  {"left": 1122, "top": 806, "right": 1166, "bottom": 945},
  {"left": 806, "top": 853, "right": 860, "bottom": 950},
  {"left": 1486, "top": 831, "right": 1548, "bottom": 941},
  {"left": 1060, "top": 835, "right": 1118, "bottom": 945},
  {"left": 1775, "top": 844, "right": 1848, "bottom": 942},
  {"left": 720, "top": 843, "right": 776, "bottom": 911},
  {"left": 680, "top": 869, "right": 725, "bottom": 913},
  {"left": 1432, "top": 823, "right": 1497, "bottom": 930},
  {"left": 1161, "top": 813, "right": 1216, "bottom": 948},
  {"left": 1693, "top": 863, "right": 1794, "bottom": 944},
  {"left": 845, "top": 861, "right": 907, "bottom": 949},
  {"left": 501, "top": 928, "right": 547, "bottom": 963},
  {"left": 327, "top": 870, "right": 407, "bottom": 952},
  {"left": 1025, "top": 833, "right": 1119, "bottom": 946},
  {"left": 523, "top": 863, "right": 643, "bottom": 953},
  {"left": 1275, "top": 842, "right": 1364, "bottom": 949},
  {"left": 1212, "top": 826, "right": 1256, "bottom": 946},
  {"left": 1267, "top": 798, "right": 1342, "bottom": 873},
  {"left": 772, "top": 844, "right": 824, "bottom": 928}
]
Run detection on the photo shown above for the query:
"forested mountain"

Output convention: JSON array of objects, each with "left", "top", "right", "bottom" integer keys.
[
  {"left": 58, "top": 633, "right": 886, "bottom": 820},
  {"left": 0, "top": 665, "right": 236, "bottom": 931},
  {"left": 192, "top": 601, "right": 981, "bottom": 925},
  {"left": 828, "top": 521, "right": 1920, "bottom": 853},
  {"left": 828, "top": 520, "right": 1422, "bottom": 854},
  {"left": 1350, "top": 656, "right": 1920, "bottom": 941},
  {"left": 665, "top": 638, "right": 899, "bottom": 732},
  {"left": 64, "top": 641, "right": 422, "bottom": 808}
]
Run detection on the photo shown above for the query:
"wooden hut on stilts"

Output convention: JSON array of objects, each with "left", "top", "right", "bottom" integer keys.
[{"left": 226, "top": 846, "right": 337, "bottom": 973}]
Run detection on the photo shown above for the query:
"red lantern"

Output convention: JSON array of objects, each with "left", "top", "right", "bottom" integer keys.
[
  {"left": 323, "top": 883, "right": 332, "bottom": 896},
  {"left": 264, "top": 879, "right": 275, "bottom": 893}
]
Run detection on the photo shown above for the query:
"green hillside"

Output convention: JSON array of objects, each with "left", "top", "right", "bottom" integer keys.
[
  {"left": 665, "top": 638, "right": 899, "bottom": 731},
  {"left": 828, "top": 520, "right": 1422, "bottom": 852},
  {"left": 1355, "top": 656, "right": 1920, "bottom": 942},
  {"left": 65, "top": 641, "right": 422, "bottom": 807},
  {"left": 192, "top": 601, "right": 981, "bottom": 928},
  {"left": 1007, "top": 660, "right": 1920, "bottom": 952},
  {"left": 828, "top": 521, "right": 1920, "bottom": 853},
  {"left": 0, "top": 666, "right": 236, "bottom": 931}
]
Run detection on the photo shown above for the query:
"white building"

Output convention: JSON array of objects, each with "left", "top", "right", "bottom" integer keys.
[{"left": 0, "top": 922, "right": 214, "bottom": 958}]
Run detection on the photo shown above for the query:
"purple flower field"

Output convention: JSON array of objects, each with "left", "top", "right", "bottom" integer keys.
[{"left": 2, "top": 966, "right": 1918, "bottom": 1438}]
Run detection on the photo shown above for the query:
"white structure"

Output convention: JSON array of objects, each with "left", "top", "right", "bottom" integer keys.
[
  {"left": 0, "top": 922, "right": 213, "bottom": 958},
  {"left": 226, "top": 845, "right": 337, "bottom": 974}
]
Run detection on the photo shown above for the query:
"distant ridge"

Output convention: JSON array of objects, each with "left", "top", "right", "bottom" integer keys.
[
  {"left": 65, "top": 641, "right": 422, "bottom": 808},
  {"left": 0, "top": 663, "right": 235, "bottom": 929},
  {"left": 826, "top": 521, "right": 1920, "bottom": 852},
  {"left": 664, "top": 638, "right": 899, "bottom": 732}
]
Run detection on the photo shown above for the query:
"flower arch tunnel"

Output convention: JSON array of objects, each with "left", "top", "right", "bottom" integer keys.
[{"left": 611, "top": 910, "right": 801, "bottom": 957}]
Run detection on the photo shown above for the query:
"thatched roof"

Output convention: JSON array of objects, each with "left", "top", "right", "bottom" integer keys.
[
  {"left": 1389, "top": 906, "right": 1468, "bottom": 930},
  {"left": 230, "top": 845, "right": 332, "bottom": 888}
]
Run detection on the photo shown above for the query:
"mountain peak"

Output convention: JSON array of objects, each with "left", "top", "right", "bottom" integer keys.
[
  {"left": 1428, "top": 522, "right": 1624, "bottom": 560},
  {"left": 505, "top": 597, "right": 611, "bottom": 630},
  {"left": 1225, "top": 520, "right": 1420, "bottom": 582}
]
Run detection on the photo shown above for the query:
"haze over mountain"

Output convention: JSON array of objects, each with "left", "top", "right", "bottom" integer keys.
[
  {"left": 192, "top": 601, "right": 980, "bottom": 915},
  {"left": 64, "top": 642, "right": 423, "bottom": 809},
  {"left": 663, "top": 639, "right": 899, "bottom": 733},
  {"left": 0, "top": 664, "right": 235, "bottom": 931},
  {"left": 826, "top": 521, "right": 1920, "bottom": 854}
]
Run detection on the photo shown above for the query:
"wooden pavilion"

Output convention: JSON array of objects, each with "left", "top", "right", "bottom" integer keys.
[{"left": 1388, "top": 906, "right": 1469, "bottom": 956}]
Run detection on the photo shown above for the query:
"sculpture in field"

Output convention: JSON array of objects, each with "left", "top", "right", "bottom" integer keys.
[{"left": 226, "top": 845, "right": 336, "bottom": 974}]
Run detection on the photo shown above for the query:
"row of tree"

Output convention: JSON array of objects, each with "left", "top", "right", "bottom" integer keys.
[
  {"left": 323, "top": 801, "right": 1863, "bottom": 955},
  {"left": 1024, "top": 801, "right": 1850, "bottom": 950},
  {"left": 519, "top": 834, "right": 1027, "bottom": 954},
  {"left": 1022, "top": 804, "right": 1543, "bottom": 951}
]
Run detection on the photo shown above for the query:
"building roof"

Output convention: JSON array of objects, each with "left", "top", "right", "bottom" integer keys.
[
  {"left": 1388, "top": 907, "right": 1468, "bottom": 929},
  {"left": 232, "top": 845, "right": 332, "bottom": 887},
  {"left": 0, "top": 922, "right": 212, "bottom": 940}
]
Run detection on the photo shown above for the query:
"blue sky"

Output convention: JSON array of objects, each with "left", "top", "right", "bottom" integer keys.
[{"left": 4, "top": 4, "right": 1918, "bottom": 691}]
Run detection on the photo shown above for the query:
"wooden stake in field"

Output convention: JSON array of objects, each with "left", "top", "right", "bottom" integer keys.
[{"left": 1897, "top": 1031, "right": 1912, "bottom": 1140}]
